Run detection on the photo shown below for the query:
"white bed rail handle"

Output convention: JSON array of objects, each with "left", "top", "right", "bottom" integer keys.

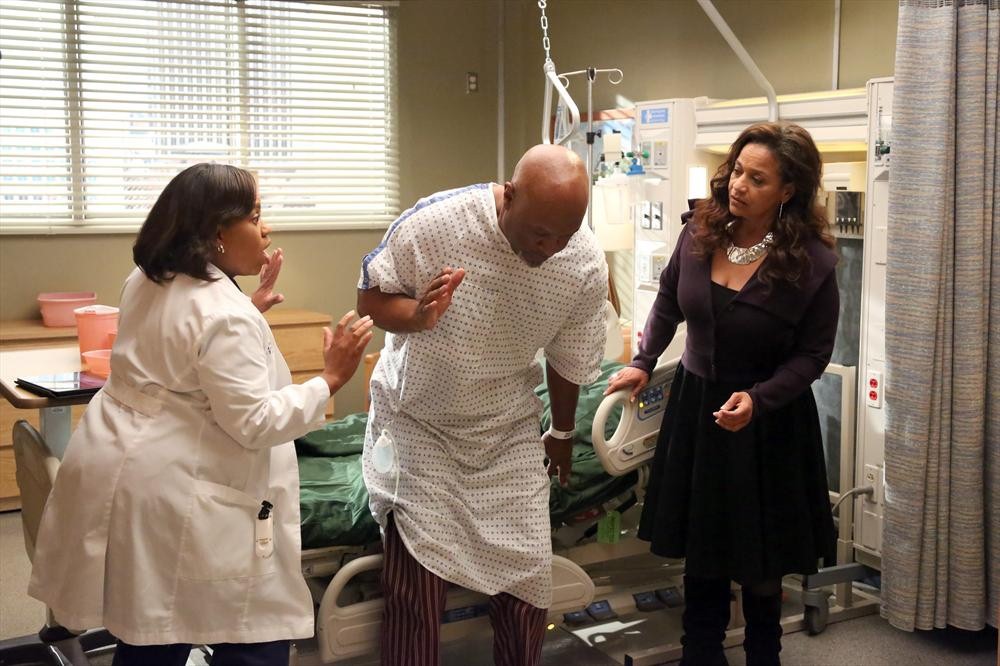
[
  {"left": 316, "top": 551, "right": 594, "bottom": 663},
  {"left": 591, "top": 360, "right": 679, "bottom": 477},
  {"left": 316, "top": 554, "right": 385, "bottom": 662},
  {"left": 592, "top": 388, "right": 632, "bottom": 453}
]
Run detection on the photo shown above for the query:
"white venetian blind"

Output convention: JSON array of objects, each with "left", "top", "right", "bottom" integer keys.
[{"left": 0, "top": 0, "right": 398, "bottom": 232}]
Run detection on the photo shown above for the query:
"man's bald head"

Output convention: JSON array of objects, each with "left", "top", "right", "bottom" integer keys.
[
  {"left": 499, "top": 145, "right": 590, "bottom": 267},
  {"left": 511, "top": 144, "right": 589, "bottom": 208}
]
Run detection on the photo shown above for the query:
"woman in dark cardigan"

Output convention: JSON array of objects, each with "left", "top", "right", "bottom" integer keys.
[{"left": 606, "top": 122, "right": 839, "bottom": 666}]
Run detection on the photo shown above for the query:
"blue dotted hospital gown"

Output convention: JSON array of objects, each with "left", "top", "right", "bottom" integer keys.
[{"left": 358, "top": 183, "right": 608, "bottom": 608}]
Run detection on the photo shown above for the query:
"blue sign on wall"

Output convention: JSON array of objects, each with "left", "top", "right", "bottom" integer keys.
[{"left": 640, "top": 107, "right": 669, "bottom": 125}]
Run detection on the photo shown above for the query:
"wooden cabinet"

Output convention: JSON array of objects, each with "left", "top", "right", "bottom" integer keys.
[
  {"left": 0, "top": 308, "right": 334, "bottom": 512},
  {"left": 265, "top": 309, "right": 336, "bottom": 421}
]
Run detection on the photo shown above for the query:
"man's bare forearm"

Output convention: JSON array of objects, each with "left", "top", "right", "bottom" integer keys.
[
  {"left": 357, "top": 288, "right": 425, "bottom": 333},
  {"left": 545, "top": 363, "right": 580, "bottom": 432}
]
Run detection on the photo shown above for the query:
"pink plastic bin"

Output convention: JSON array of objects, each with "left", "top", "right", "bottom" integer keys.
[
  {"left": 37, "top": 292, "right": 97, "bottom": 327},
  {"left": 82, "top": 349, "right": 112, "bottom": 378},
  {"left": 74, "top": 305, "right": 119, "bottom": 358}
]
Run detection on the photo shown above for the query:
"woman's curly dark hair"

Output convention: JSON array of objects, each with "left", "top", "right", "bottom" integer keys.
[
  {"left": 690, "top": 122, "right": 835, "bottom": 286},
  {"left": 133, "top": 163, "right": 257, "bottom": 284}
]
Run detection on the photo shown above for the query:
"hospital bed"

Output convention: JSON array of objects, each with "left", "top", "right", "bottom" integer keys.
[
  {"left": 298, "top": 356, "right": 881, "bottom": 665},
  {"left": 8, "top": 344, "right": 678, "bottom": 663},
  {"left": 297, "top": 357, "right": 680, "bottom": 663}
]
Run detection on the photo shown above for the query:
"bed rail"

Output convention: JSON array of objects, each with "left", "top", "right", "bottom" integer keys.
[{"left": 592, "top": 359, "right": 680, "bottom": 477}]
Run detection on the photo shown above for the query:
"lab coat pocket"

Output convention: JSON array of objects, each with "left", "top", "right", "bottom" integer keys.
[{"left": 178, "top": 480, "right": 278, "bottom": 581}]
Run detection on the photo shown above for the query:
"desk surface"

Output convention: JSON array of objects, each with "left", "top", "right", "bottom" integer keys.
[
  {"left": 0, "top": 320, "right": 79, "bottom": 344},
  {"left": 0, "top": 308, "right": 329, "bottom": 344},
  {"left": 0, "top": 346, "right": 93, "bottom": 409}
]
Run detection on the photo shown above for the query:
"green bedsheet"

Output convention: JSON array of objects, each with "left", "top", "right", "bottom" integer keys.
[{"left": 296, "top": 361, "right": 634, "bottom": 550}]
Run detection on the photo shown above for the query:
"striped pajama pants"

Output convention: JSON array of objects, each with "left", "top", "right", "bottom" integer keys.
[{"left": 380, "top": 514, "right": 548, "bottom": 666}]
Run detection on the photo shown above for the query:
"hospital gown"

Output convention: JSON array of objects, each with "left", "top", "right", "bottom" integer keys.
[{"left": 358, "top": 183, "right": 607, "bottom": 608}]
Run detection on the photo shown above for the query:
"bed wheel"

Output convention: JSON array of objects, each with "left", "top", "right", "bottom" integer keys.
[{"left": 804, "top": 600, "right": 829, "bottom": 635}]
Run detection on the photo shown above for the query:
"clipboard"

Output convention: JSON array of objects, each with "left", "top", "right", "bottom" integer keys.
[{"left": 15, "top": 372, "right": 105, "bottom": 399}]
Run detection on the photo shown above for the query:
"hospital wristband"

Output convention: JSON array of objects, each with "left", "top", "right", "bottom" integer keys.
[{"left": 546, "top": 425, "right": 576, "bottom": 440}]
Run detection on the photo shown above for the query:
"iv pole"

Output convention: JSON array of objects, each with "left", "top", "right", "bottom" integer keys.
[
  {"left": 537, "top": 1, "right": 625, "bottom": 317},
  {"left": 553, "top": 68, "right": 626, "bottom": 317},
  {"left": 554, "top": 67, "right": 624, "bottom": 233}
]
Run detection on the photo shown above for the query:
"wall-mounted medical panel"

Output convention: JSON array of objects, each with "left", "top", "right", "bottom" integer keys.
[
  {"left": 854, "top": 77, "right": 894, "bottom": 564},
  {"left": 631, "top": 99, "right": 710, "bottom": 362}
]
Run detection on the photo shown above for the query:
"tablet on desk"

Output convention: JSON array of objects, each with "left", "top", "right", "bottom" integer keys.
[{"left": 15, "top": 372, "right": 105, "bottom": 399}]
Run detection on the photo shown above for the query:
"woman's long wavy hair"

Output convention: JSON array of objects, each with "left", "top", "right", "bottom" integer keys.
[
  {"left": 690, "top": 122, "right": 834, "bottom": 286},
  {"left": 133, "top": 163, "right": 257, "bottom": 284}
]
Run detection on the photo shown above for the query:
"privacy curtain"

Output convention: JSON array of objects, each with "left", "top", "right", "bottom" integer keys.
[{"left": 883, "top": 0, "right": 999, "bottom": 631}]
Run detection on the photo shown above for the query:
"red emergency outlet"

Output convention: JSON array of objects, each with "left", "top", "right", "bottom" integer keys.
[
  {"left": 869, "top": 390, "right": 878, "bottom": 401},
  {"left": 869, "top": 377, "right": 879, "bottom": 388}
]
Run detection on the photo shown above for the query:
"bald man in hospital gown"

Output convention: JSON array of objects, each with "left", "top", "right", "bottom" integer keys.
[{"left": 357, "top": 145, "right": 608, "bottom": 666}]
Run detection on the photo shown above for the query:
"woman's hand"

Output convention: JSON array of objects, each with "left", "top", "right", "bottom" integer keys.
[
  {"left": 251, "top": 248, "right": 285, "bottom": 313},
  {"left": 713, "top": 391, "right": 753, "bottom": 432},
  {"left": 603, "top": 366, "right": 650, "bottom": 402},
  {"left": 320, "top": 310, "right": 375, "bottom": 394}
]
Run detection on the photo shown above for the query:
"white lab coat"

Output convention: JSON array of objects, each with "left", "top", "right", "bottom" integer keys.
[{"left": 28, "top": 264, "right": 330, "bottom": 645}]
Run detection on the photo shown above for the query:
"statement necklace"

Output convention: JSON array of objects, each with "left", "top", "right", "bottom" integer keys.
[
  {"left": 726, "top": 234, "right": 773, "bottom": 264},
  {"left": 725, "top": 222, "right": 773, "bottom": 265}
]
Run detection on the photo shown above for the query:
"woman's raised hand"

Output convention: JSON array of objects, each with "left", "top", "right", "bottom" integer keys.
[{"left": 251, "top": 248, "right": 285, "bottom": 313}]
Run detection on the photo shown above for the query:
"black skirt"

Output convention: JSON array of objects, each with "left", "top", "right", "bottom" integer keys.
[{"left": 637, "top": 364, "right": 837, "bottom": 584}]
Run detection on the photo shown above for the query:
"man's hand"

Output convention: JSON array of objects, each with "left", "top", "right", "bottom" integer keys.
[
  {"left": 713, "top": 391, "right": 753, "bottom": 432},
  {"left": 544, "top": 435, "right": 573, "bottom": 487},
  {"left": 251, "top": 248, "right": 285, "bottom": 313},
  {"left": 415, "top": 266, "right": 465, "bottom": 330}
]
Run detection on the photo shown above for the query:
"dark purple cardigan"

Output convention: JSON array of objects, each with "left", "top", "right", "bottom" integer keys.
[{"left": 630, "top": 217, "right": 840, "bottom": 415}]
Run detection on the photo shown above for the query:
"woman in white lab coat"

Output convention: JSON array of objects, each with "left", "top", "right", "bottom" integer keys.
[{"left": 28, "top": 163, "right": 373, "bottom": 666}]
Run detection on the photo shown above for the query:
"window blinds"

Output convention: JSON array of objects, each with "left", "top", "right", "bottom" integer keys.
[{"left": 0, "top": 0, "right": 398, "bottom": 232}]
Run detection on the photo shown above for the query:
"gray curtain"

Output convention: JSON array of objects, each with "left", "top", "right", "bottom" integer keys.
[{"left": 883, "top": 0, "right": 999, "bottom": 631}]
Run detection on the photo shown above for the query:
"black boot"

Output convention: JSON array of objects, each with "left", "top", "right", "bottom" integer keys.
[
  {"left": 680, "top": 576, "right": 731, "bottom": 666},
  {"left": 741, "top": 587, "right": 783, "bottom": 666}
]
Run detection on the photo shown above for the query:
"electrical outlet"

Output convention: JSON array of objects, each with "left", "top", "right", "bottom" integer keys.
[
  {"left": 650, "top": 252, "right": 669, "bottom": 278},
  {"left": 866, "top": 370, "right": 883, "bottom": 408},
  {"left": 653, "top": 140, "right": 669, "bottom": 168},
  {"left": 863, "top": 464, "right": 883, "bottom": 505},
  {"left": 636, "top": 254, "right": 652, "bottom": 283}
]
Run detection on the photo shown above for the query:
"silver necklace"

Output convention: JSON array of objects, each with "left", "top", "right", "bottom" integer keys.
[{"left": 725, "top": 230, "right": 773, "bottom": 265}]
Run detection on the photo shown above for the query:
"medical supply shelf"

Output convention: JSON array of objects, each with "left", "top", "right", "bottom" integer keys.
[{"left": 0, "top": 309, "right": 334, "bottom": 512}]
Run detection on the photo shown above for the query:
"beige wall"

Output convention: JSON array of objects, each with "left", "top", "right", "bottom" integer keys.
[
  {"left": 0, "top": 0, "right": 897, "bottom": 414},
  {"left": 839, "top": 0, "right": 899, "bottom": 88},
  {"left": 397, "top": 0, "right": 502, "bottom": 206}
]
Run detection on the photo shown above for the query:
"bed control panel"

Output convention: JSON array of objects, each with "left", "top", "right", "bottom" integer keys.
[
  {"left": 637, "top": 384, "right": 666, "bottom": 420},
  {"left": 592, "top": 359, "right": 678, "bottom": 477}
]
